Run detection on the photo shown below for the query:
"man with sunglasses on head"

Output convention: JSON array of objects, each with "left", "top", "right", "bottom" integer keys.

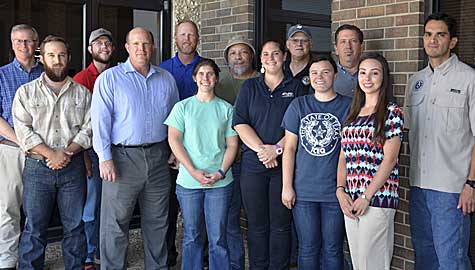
[{"left": 73, "top": 28, "right": 115, "bottom": 270}]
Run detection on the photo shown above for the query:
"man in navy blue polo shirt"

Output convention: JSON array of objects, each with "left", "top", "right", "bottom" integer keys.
[
  {"left": 285, "top": 24, "right": 313, "bottom": 94},
  {"left": 159, "top": 19, "right": 201, "bottom": 267}
]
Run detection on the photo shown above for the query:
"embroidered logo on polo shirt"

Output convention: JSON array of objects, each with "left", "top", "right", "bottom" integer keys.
[
  {"left": 301, "top": 76, "right": 310, "bottom": 86},
  {"left": 281, "top": 92, "right": 295, "bottom": 98},
  {"left": 299, "top": 113, "right": 341, "bottom": 156},
  {"left": 415, "top": 80, "right": 424, "bottom": 91}
]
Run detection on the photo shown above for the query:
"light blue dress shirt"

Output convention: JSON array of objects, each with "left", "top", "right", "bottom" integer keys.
[{"left": 91, "top": 59, "right": 179, "bottom": 162}]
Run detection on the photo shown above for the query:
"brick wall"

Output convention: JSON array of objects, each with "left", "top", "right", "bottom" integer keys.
[
  {"left": 332, "top": 0, "right": 427, "bottom": 269},
  {"left": 200, "top": 0, "right": 255, "bottom": 67}
]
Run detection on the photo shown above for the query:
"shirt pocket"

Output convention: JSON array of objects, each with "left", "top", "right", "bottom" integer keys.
[
  {"left": 28, "top": 97, "right": 49, "bottom": 115},
  {"left": 407, "top": 92, "right": 425, "bottom": 130},
  {"left": 64, "top": 96, "right": 86, "bottom": 127},
  {"left": 434, "top": 92, "right": 467, "bottom": 133}
]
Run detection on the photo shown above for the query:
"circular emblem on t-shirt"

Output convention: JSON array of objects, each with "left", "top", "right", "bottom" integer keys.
[
  {"left": 299, "top": 113, "right": 341, "bottom": 156},
  {"left": 415, "top": 80, "right": 424, "bottom": 91},
  {"left": 301, "top": 76, "right": 310, "bottom": 86}
]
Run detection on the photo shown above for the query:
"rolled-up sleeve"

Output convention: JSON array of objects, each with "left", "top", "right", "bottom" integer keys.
[
  {"left": 92, "top": 72, "right": 114, "bottom": 162},
  {"left": 72, "top": 90, "right": 92, "bottom": 149},
  {"left": 12, "top": 86, "right": 44, "bottom": 152}
]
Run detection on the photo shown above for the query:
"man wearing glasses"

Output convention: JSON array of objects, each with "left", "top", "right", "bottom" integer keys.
[
  {"left": 0, "top": 24, "right": 43, "bottom": 270},
  {"left": 285, "top": 24, "right": 313, "bottom": 94},
  {"left": 73, "top": 28, "right": 115, "bottom": 270}
]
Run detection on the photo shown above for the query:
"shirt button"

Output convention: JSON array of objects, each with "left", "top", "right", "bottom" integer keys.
[
  {"left": 270, "top": 95, "right": 273, "bottom": 98},
  {"left": 55, "top": 130, "right": 58, "bottom": 133},
  {"left": 424, "top": 135, "right": 428, "bottom": 139}
]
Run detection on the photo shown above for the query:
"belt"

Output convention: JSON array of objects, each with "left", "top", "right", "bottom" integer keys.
[
  {"left": 0, "top": 140, "right": 19, "bottom": 147},
  {"left": 112, "top": 142, "right": 161, "bottom": 149},
  {"left": 27, "top": 153, "right": 46, "bottom": 161}
]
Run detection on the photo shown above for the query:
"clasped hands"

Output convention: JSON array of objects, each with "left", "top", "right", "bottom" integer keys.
[
  {"left": 46, "top": 149, "right": 74, "bottom": 170},
  {"left": 336, "top": 189, "right": 370, "bottom": 219},
  {"left": 191, "top": 169, "right": 223, "bottom": 187},
  {"left": 257, "top": 144, "right": 278, "bottom": 169}
]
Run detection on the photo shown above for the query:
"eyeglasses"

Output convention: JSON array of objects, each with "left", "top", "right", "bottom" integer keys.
[
  {"left": 92, "top": 41, "right": 113, "bottom": 47},
  {"left": 289, "top": 38, "right": 311, "bottom": 45},
  {"left": 13, "top": 39, "right": 37, "bottom": 46}
]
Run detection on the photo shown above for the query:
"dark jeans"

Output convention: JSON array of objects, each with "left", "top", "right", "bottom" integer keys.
[
  {"left": 227, "top": 162, "right": 244, "bottom": 270},
  {"left": 240, "top": 169, "right": 291, "bottom": 270},
  {"left": 166, "top": 168, "right": 179, "bottom": 263},
  {"left": 19, "top": 155, "right": 87, "bottom": 270},
  {"left": 83, "top": 150, "right": 101, "bottom": 263},
  {"left": 292, "top": 201, "right": 344, "bottom": 270}
]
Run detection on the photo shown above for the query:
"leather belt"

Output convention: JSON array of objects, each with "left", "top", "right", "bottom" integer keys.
[
  {"left": 26, "top": 153, "right": 46, "bottom": 161},
  {"left": 112, "top": 142, "right": 160, "bottom": 149}
]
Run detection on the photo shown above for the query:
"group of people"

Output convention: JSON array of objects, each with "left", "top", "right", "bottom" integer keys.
[{"left": 0, "top": 11, "right": 474, "bottom": 270}]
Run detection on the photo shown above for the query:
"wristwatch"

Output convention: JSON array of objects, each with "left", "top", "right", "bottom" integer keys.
[
  {"left": 361, "top": 194, "right": 371, "bottom": 202},
  {"left": 275, "top": 144, "right": 283, "bottom": 155},
  {"left": 465, "top": 179, "right": 475, "bottom": 188}
]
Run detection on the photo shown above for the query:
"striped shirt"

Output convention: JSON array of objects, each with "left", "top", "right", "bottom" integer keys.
[
  {"left": 12, "top": 73, "right": 92, "bottom": 152},
  {"left": 0, "top": 58, "right": 43, "bottom": 140}
]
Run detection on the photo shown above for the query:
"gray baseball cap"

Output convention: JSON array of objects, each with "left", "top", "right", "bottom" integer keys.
[
  {"left": 89, "top": 28, "right": 112, "bottom": 45},
  {"left": 287, "top": 24, "right": 312, "bottom": 39},
  {"left": 223, "top": 35, "right": 256, "bottom": 63}
]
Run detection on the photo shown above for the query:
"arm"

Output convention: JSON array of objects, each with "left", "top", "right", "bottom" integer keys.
[
  {"left": 71, "top": 89, "right": 92, "bottom": 150},
  {"left": 205, "top": 135, "right": 239, "bottom": 185},
  {"left": 282, "top": 130, "right": 297, "bottom": 209},
  {"left": 168, "top": 126, "right": 210, "bottom": 185},
  {"left": 336, "top": 148, "right": 355, "bottom": 219},
  {"left": 0, "top": 118, "right": 18, "bottom": 143},
  {"left": 458, "top": 145, "right": 475, "bottom": 215},
  {"left": 234, "top": 124, "right": 264, "bottom": 152},
  {"left": 352, "top": 136, "right": 401, "bottom": 216}
]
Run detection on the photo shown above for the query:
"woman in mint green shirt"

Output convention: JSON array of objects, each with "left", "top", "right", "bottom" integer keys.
[{"left": 165, "top": 58, "right": 238, "bottom": 270}]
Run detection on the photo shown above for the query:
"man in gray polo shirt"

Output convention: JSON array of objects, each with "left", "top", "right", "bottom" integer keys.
[{"left": 405, "top": 12, "right": 475, "bottom": 270}]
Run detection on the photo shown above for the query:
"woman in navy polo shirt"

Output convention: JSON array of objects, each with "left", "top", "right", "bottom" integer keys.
[{"left": 233, "top": 40, "right": 307, "bottom": 270}]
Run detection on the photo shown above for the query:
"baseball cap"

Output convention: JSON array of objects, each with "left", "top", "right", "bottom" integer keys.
[
  {"left": 223, "top": 35, "right": 256, "bottom": 63},
  {"left": 89, "top": 28, "right": 112, "bottom": 45},
  {"left": 287, "top": 24, "right": 312, "bottom": 39}
]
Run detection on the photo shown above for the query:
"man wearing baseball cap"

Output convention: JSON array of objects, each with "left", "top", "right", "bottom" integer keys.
[
  {"left": 215, "top": 35, "right": 258, "bottom": 270},
  {"left": 73, "top": 27, "right": 115, "bottom": 270},
  {"left": 285, "top": 24, "right": 313, "bottom": 93}
]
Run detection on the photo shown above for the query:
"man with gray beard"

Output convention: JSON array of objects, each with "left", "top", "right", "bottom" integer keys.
[{"left": 215, "top": 35, "right": 258, "bottom": 270}]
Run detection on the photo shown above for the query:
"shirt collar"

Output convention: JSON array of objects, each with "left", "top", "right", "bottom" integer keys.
[
  {"left": 38, "top": 72, "right": 74, "bottom": 94},
  {"left": 337, "top": 62, "right": 358, "bottom": 77},
  {"left": 429, "top": 54, "right": 458, "bottom": 75},
  {"left": 86, "top": 62, "right": 100, "bottom": 76},
  {"left": 123, "top": 58, "right": 158, "bottom": 78},
  {"left": 12, "top": 58, "right": 41, "bottom": 72},
  {"left": 172, "top": 51, "right": 201, "bottom": 67},
  {"left": 257, "top": 73, "right": 293, "bottom": 89}
]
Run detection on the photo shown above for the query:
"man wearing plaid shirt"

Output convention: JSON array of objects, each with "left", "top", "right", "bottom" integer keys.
[{"left": 0, "top": 24, "right": 43, "bottom": 270}]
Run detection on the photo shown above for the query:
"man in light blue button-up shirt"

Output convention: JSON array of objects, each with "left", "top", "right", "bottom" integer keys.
[{"left": 91, "top": 27, "right": 179, "bottom": 270}]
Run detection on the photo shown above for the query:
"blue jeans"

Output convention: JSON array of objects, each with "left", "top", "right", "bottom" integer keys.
[
  {"left": 293, "top": 201, "right": 344, "bottom": 270},
  {"left": 409, "top": 187, "right": 471, "bottom": 270},
  {"left": 227, "top": 163, "right": 244, "bottom": 270},
  {"left": 19, "top": 155, "right": 87, "bottom": 270},
  {"left": 82, "top": 150, "right": 101, "bottom": 263},
  {"left": 176, "top": 183, "right": 233, "bottom": 270}
]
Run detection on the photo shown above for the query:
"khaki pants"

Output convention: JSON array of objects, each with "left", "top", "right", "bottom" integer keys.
[
  {"left": 0, "top": 144, "right": 24, "bottom": 268},
  {"left": 344, "top": 206, "right": 396, "bottom": 270}
]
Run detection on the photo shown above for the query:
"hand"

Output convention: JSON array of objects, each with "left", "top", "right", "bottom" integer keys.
[
  {"left": 336, "top": 189, "right": 356, "bottom": 219},
  {"left": 168, "top": 153, "right": 179, "bottom": 170},
  {"left": 203, "top": 172, "right": 223, "bottom": 187},
  {"left": 84, "top": 152, "right": 93, "bottom": 177},
  {"left": 46, "top": 149, "right": 73, "bottom": 170},
  {"left": 352, "top": 196, "right": 370, "bottom": 217},
  {"left": 282, "top": 187, "right": 296, "bottom": 209},
  {"left": 99, "top": 160, "right": 117, "bottom": 182},
  {"left": 264, "top": 158, "right": 278, "bottom": 169},
  {"left": 257, "top": 144, "right": 278, "bottom": 165},
  {"left": 458, "top": 184, "right": 475, "bottom": 215},
  {"left": 190, "top": 169, "right": 211, "bottom": 186}
]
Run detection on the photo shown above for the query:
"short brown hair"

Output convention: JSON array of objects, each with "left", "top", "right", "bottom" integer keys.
[
  {"left": 175, "top": 20, "right": 199, "bottom": 37},
  {"left": 40, "top": 35, "right": 71, "bottom": 56}
]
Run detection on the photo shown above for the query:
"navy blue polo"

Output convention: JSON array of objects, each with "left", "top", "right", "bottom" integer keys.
[
  {"left": 233, "top": 74, "right": 307, "bottom": 173},
  {"left": 283, "top": 59, "right": 312, "bottom": 94}
]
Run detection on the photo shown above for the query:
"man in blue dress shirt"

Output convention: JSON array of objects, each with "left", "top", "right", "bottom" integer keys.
[
  {"left": 0, "top": 24, "right": 43, "bottom": 270},
  {"left": 159, "top": 19, "right": 201, "bottom": 266},
  {"left": 91, "top": 27, "right": 179, "bottom": 270}
]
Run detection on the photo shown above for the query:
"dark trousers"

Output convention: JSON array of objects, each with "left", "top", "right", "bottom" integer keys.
[
  {"left": 240, "top": 169, "right": 291, "bottom": 270},
  {"left": 166, "top": 168, "right": 179, "bottom": 262}
]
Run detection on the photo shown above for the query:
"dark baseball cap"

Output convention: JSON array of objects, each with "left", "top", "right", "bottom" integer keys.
[{"left": 287, "top": 24, "right": 312, "bottom": 39}]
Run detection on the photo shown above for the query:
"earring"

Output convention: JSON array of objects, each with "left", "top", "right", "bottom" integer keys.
[{"left": 260, "top": 66, "right": 265, "bottom": 73}]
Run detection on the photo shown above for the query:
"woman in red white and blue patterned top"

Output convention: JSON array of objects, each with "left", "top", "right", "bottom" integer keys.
[{"left": 336, "top": 52, "right": 404, "bottom": 270}]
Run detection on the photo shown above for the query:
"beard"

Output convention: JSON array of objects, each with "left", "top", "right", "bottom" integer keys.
[
  {"left": 44, "top": 64, "right": 68, "bottom": 82},
  {"left": 177, "top": 43, "right": 197, "bottom": 55},
  {"left": 92, "top": 51, "right": 112, "bottom": 64},
  {"left": 229, "top": 61, "right": 252, "bottom": 76}
]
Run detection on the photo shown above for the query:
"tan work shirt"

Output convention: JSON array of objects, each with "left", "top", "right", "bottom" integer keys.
[
  {"left": 12, "top": 73, "right": 92, "bottom": 152},
  {"left": 404, "top": 54, "right": 475, "bottom": 193}
]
